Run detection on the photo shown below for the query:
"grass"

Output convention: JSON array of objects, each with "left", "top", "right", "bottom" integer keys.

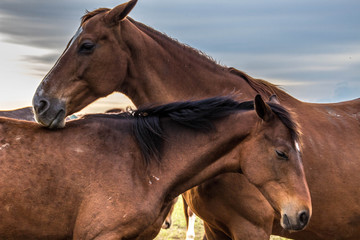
[{"left": 155, "top": 196, "right": 292, "bottom": 240}]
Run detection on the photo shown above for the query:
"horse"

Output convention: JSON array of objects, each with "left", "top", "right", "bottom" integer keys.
[
  {"left": 0, "top": 95, "right": 311, "bottom": 239},
  {"left": 182, "top": 198, "right": 197, "bottom": 240},
  {"left": 0, "top": 107, "right": 35, "bottom": 121},
  {"left": 160, "top": 196, "right": 196, "bottom": 239},
  {"left": 161, "top": 197, "right": 178, "bottom": 230},
  {"left": 32, "top": 1, "right": 360, "bottom": 239}
]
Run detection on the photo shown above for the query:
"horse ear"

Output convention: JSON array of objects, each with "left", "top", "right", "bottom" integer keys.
[
  {"left": 105, "top": 0, "right": 138, "bottom": 26},
  {"left": 255, "top": 94, "right": 274, "bottom": 122},
  {"left": 269, "top": 94, "right": 280, "bottom": 104}
]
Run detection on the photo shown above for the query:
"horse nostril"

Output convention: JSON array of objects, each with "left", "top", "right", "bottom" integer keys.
[
  {"left": 298, "top": 210, "right": 309, "bottom": 228},
  {"left": 36, "top": 99, "right": 50, "bottom": 115},
  {"left": 283, "top": 213, "right": 291, "bottom": 229},
  {"left": 162, "top": 221, "right": 171, "bottom": 229}
]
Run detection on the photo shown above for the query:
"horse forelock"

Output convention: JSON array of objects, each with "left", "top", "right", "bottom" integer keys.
[
  {"left": 81, "top": 8, "right": 110, "bottom": 24},
  {"left": 268, "top": 102, "right": 301, "bottom": 145}
]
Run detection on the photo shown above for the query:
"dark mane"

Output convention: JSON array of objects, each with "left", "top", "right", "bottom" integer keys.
[
  {"left": 268, "top": 102, "right": 301, "bottom": 144},
  {"left": 82, "top": 95, "right": 298, "bottom": 165},
  {"left": 132, "top": 96, "right": 253, "bottom": 165},
  {"left": 131, "top": 96, "right": 298, "bottom": 165}
]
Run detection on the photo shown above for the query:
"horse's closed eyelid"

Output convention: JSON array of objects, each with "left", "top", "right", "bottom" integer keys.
[
  {"left": 78, "top": 41, "right": 96, "bottom": 54},
  {"left": 275, "top": 150, "right": 289, "bottom": 160}
]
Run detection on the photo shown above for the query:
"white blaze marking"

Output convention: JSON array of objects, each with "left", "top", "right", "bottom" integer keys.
[
  {"left": 42, "top": 27, "right": 83, "bottom": 85},
  {"left": 70, "top": 27, "right": 83, "bottom": 46},
  {"left": 61, "top": 26, "right": 83, "bottom": 57},
  {"left": 295, "top": 141, "right": 301, "bottom": 152}
]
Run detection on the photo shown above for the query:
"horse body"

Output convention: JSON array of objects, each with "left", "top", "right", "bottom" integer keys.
[
  {"left": 1, "top": 96, "right": 310, "bottom": 239},
  {"left": 32, "top": 1, "right": 359, "bottom": 239},
  {"left": 0, "top": 118, "right": 144, "bottom": 239}
]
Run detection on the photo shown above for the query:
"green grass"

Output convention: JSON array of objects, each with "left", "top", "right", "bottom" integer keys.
[{"left": 155, "top": 196, "right": 292, "bottom": 240}]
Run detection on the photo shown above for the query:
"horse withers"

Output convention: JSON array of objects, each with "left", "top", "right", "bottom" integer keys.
[{"left": 1, "top": 95, "right": 310, "bottom": 239}]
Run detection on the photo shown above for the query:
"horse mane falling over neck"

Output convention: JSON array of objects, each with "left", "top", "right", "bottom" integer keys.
[
  {"left": 133, "top": 96, "right": 253, "bottom": 165},
  {"left": 90, "top": 96, "right": 299, "bottom": 166}
]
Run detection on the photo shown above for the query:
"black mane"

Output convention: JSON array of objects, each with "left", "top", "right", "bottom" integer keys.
[
  {"left": 84, "top": 95, "right": 298, "bottom": 166},
  {"left": 131, "top": 96, "right": 300, "bottom": 165},
  {"left": 132, "top": 96, "right": 253, "bottom": 165}
]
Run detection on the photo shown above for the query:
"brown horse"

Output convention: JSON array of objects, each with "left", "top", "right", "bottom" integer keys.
[
  {"left": 182, "top": 198, "right": 197, "bottom": 240},
  {"left": 0, "top": 107, "right": 35, "bottom": 121},
  {"left": 0, "top": 95, "right": 310, "bottom": 239},
  {"left": 161, "top": 197, "right": 178, "bottom": 230},
  {"left": 32, "top": 1, "right": 360, "bottom": 239}
]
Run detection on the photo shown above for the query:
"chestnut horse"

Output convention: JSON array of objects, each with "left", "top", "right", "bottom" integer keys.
[
  {"left": 32, "top": 1, "right": 360, "bottom": 239},
  {"left": 0, "top": 95, "right": 310, "bottom": 239}
]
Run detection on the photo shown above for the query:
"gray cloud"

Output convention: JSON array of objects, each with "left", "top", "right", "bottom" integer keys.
[{"left": 0, "top": 0, "right": 120, "bottom": 49}]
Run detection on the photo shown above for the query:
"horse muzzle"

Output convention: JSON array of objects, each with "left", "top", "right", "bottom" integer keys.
[
  {"left": 161, "top": 219, "right": 172, "bottom": 229},
  {"left": 281, "top": 208, "right": 310, "bottom": 231},
  {"left": 33, "top": 94, "right": 66, "bottom": 129}
]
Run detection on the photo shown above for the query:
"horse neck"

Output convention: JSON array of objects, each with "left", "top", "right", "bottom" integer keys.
[
  {"left": 119, "top": 19, "right": 257, "bottom": 106},
  {"left": 148, "top": 111, "right": 256, "bottom": 200}
]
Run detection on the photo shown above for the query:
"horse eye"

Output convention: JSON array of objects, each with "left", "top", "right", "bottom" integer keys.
[
  {"left": 79, "top": 42, "right": 95, "bottom": 54},
  {"left": 275, "top": 150, "right": 289, "bottom": 160}
]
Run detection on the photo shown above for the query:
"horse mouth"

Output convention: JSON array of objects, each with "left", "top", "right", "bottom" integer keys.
[
  {"left": 33, "top": 94, "right": 67, "bottom": 129},
  {"left": 48, "top": 110, "right": 66, "bottom": 129},
  {"left": 36, "top": 109, "right": 66, "bottom": 129}
]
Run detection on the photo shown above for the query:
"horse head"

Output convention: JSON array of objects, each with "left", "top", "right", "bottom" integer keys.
[
  {"left": 241, "top": 95, "right": 311, "bottom": 231},
  {"left": 33, "top": 0, "right": 138, "bottom": 128}
]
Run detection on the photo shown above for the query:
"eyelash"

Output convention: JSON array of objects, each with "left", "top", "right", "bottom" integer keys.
[{"left": 276, "top": 150, "right": 289, "bottom": 160}]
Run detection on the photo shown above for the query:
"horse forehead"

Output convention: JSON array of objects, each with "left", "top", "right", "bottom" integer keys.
[
  {"left": 82, "top": 13, "right": 107, "bottom": 31},
  {"left": 262, "top": 122, "right": 294, "bottom": 145},
  {"left": 263, "top": 120, "right": 290, "bottom": 136}
]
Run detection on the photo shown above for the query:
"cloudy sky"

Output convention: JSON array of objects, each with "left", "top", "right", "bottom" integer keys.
[{"left": 0, "top": 0, "right": 359, "bottom": 110}]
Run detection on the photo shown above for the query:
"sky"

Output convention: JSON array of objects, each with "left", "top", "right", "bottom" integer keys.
[{"left": 0, "top": 0, "right": 359, "bottom": 110}]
